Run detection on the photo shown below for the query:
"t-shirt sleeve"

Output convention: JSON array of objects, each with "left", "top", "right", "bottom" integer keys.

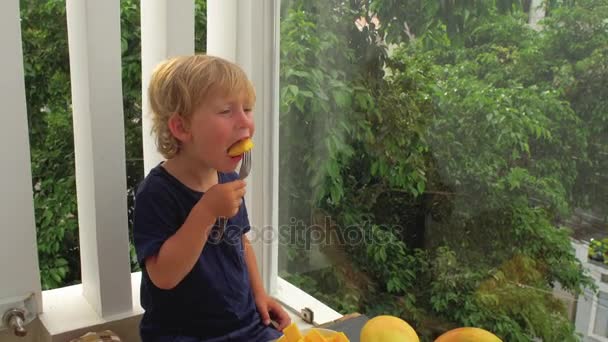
[{"left": 133, "top": 188, "right": 180, "bottom": 267}]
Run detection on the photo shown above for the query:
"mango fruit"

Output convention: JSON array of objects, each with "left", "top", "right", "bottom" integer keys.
[
  {"left": 434, "top": 327, "right": 502, "bottom": 342},
  {"left": 304, "top": 329, "right": 327, "bottom": 342},
  {"left": 330, "top": 332, "right": 349, "bottom": 342},
  {"left": 228, "top": 138, "right": 253, "bottom": 156},
  {"left": 278, "top": 322, "right": 349, "bottom": 342},
  {"left": 282, "top": 323, "right": 303, "bottom": 342},
  {"left": 360, "top": 315, "right": 420, "bottom": 342}
]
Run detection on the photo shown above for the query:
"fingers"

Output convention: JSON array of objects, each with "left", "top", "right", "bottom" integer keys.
[
  {"left": 268, "top": 300, "right": 291, "bottom": 331},
  {"left": 224, "top": 180, "right": 246, "bottom": 200},
  {"left": 228, "top": 179, "right": 247, "bottom": 190},
  {"left": 259, "top": 306, "right": 271, "bottom": 326},
  {"left": 275, "top": 308, "right": 291, "bottom": 331},
  {"left": 237, "top": 187, "right": 246, "bottom": 199},
  {"left": 276, "top": 315, "right": 290, "bottom": 331}
]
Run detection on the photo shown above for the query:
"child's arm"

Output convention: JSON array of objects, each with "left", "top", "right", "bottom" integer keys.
[
  {"left": 146, "top": 180, "right": 246, "bottom": 289},
  {"left": 243, "top": 235, "right": 266, "bottom": 298},
  {"left": 243, "top": 235, "right": 291, "bottom": 330}
]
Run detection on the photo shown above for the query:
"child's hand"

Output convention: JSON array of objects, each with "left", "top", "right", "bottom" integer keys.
[
  {"left": 199, "top": 180, "right": 247, "bottom": 218},
  {"left": 256, "top": 295, "right": 291, "bottom": 331}
]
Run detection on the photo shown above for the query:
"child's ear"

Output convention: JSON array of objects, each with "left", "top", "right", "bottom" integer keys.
[{"left": 167, "top": 112, "right": 191, "bottom": 143}]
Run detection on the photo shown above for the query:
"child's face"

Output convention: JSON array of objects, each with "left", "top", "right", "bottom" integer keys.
[{"left": 184, "top": 91, "right": 255, "bottom": 172}]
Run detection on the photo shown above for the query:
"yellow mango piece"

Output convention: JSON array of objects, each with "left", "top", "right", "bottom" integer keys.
[
  {"left": 228, "top": 138, "right": 254, "bottom": 156},
  {"left": 330, "top": 332, "right": 349, "bottom": 342},
  {"left": 303, "top": 329, "right": 326, "bottom": 342},
  {"left": 434, "top": 327, "right": 502, "bottom": 342},
  {"left": 283, "top": 322, "right": 303, "bottom": 342}
]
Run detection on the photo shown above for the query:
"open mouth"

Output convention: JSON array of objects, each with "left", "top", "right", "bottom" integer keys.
[
  {"left": 227, "top": 138, "right": 246, "bottom": 153},
  {"left": 227, "top": 137, "right": 253, "bottom": 157}
]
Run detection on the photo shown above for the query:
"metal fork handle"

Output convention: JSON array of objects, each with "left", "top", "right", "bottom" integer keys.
[
  {"left": 218, "top": 217, "right": 228, "bottom": 234},
  {"left": 216, "top": 151, "right": 250, "bottom": 239}
]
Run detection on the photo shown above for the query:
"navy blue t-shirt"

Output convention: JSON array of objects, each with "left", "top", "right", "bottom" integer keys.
[{"left": 133, "top": 165, "right": 281, "bottom": 342}]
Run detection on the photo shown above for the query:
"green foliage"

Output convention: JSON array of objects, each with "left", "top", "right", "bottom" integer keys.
[
  {"left": 21, "top": 0, "right": 77, "bottom": 289},
  {"left": 22, "top": 0, "right": 606, "bottom": 340},
  {"left": 279, "top": 2, "right": 358, "bottom": 223},
  {"left": 279, "top": 0, "right": 604, "bottom": 340},
  {"left": 21, "top": 0, "right": 207, "bottom": 288},
  {"left": 589, "top": 238, "right": 608, "bottom": 264},
  {"left": 537, "top": 0, "right": 608, "bottom": 213}
]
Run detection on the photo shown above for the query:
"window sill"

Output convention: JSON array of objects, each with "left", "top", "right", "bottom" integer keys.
[
  {"left": 39, "top": 272, "right": 143, "bottom": 339},
  {"left": 38, "top": 273, "right": 337, "bottom": 340},
  {"left": 273, "top": 277, "right": 342, "bottom": 326},
  {"left": 590, "top": 334, "right": 608, "bottom": 342}
]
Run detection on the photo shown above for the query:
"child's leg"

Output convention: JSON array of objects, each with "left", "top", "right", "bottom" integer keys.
[
  {"left": 247, "top": 323, "right": 283, "bottom": 342},
  {"left": 144, "top": 335, "right": 201, "bottom": 342}
]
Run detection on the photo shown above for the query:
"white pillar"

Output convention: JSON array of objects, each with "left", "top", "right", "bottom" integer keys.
[
  {"left": 0, "top": 0, "right": 42, "bottom": 320},
  {"left": 65, "top": 0, "right": 132, "bottom": 318},
  {"left": 529, "top": 0, "right": 545, "bottom": 30},
  {"left": 207, "top": 0, "right": 281, "bottom": 294},
  {"left": 207, "top": 0, "right": 238, "bottom": 61},
  {"left": 141, "top": 0, "right": 195, "bottom": 175}
]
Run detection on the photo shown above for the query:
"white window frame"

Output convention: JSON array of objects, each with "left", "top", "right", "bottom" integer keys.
[
  {"left": 588, "top": 290, "right": 608, "bottom": 342},
  {"left": 207, "top": 0, "right": 342, "bottom": 324}
]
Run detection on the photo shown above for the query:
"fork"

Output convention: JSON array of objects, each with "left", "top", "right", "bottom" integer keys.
[
  {"left": 217, "top": 150, "right": 252, "bottom": 237},
  {"left": 238, "top": 150, "right": 252, "bottom": 180}
]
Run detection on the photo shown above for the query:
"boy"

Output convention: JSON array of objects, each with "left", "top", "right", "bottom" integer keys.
[{"left": 133, "top": 55, "right": 290, "bottom": 341}]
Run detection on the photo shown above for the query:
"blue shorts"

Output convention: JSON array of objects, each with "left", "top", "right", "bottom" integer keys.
[{"left": 146, "top": 322, "right": 283, "bottom": 342}]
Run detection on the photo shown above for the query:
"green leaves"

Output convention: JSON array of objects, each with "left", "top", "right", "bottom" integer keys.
[{"left": 278, "top": 1, "right": 606, "bottom": 341}]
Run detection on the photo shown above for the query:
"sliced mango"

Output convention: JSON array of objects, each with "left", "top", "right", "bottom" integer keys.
[
  {"left": 283, "top": 322, "right": 304, "bottom": 342},
  {"left": 228, "top": 138, "right": 254, "bottom": 156},
  {"left": 303, "top": 329, "right": 326, "bottom": 342},
  {"left": 280, "top": 322, "right": 349, "bottom": 342},
  {"left": 331, "top": 332, "right": 349, "bottom": 342}
]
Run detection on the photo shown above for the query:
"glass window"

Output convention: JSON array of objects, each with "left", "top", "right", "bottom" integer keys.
[
  {"left": 277, "top": 0, "right": 608, "bottom": 340},
  {"left": 594, "top": 291, "right": 608, "bottom": 337}
]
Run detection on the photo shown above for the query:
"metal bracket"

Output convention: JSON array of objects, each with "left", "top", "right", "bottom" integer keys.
[
  {"left": 301, "top": 307, "right": 314, "bottom": 324},
  {"left": 3, "top": 308, "right": 27, "bottom": 337},
  {"left": 0, "top": 293, "right": 36, "bottom": 334}
]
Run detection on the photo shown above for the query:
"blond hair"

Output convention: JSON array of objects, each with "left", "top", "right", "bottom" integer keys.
[{"left": 148, "top": 54, "right": 256, "bottom": 158}]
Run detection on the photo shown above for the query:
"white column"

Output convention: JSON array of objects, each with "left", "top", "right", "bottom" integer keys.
[
  {"left": 207, "top": 0, "right": 281, "bottom": 294},
  {"left": 0, "top": 0, "right": 42, "bottom": 319},
  {"left": 141, "top": 0, "right": 195, "bottom": 175},
  {"left": 207, "top": 0, "right": 238, "bottom": 61},
  {"left": 65, "top": 0, "right": 132, "bottom": 318},
  {"left": 528, "top": 0, "right": 545, "bottom": 30}
]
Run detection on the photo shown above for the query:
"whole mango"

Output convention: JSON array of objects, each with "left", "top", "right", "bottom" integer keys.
[
  {"left": 360, "top": 315, "right": 420, "bottom": 342},
  {"left": 434, "top": 327, "right": 502, "bottom": 342}
]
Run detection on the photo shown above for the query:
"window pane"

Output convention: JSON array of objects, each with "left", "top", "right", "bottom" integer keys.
[
  {"left": 277, "top": 1, "right": 608, "bottom": 340},
  {"left": 594, "top": 291, "right": 608, "bottom": 337}
]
